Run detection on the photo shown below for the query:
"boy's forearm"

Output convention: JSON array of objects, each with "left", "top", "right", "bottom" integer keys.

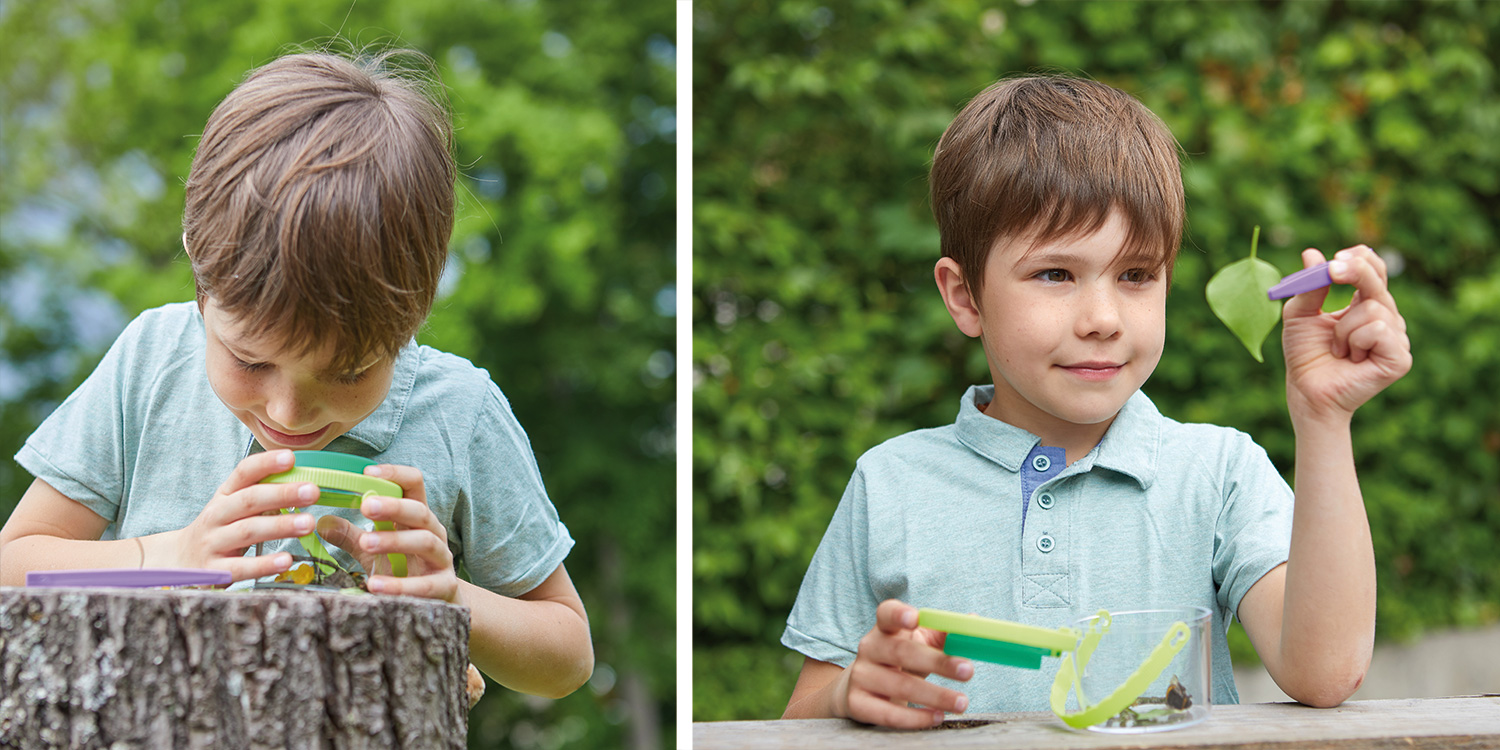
[
  {"left": 0, "top": 533, "right": 166, "bottom": 586},
  {"left": 458, "top": 578, "right": 593, "bottom": 699},
  {"left": 782, "top": 669, "right": 847, "bottom": 719},
  {"left": 1279, "top": 411, "right": 1375, "bottom": 705}
]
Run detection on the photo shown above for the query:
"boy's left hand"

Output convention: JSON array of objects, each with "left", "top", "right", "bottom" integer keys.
[
  {"left": 316, "top": 463, "right": 463, "bottom": 605},
  {"left": 1281, "top": 245, "right": 1412, "bottom": 422}
]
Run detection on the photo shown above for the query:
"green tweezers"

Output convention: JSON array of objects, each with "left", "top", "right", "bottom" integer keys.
[{"left": 261, "top": 451, "right": 407, "bottom": 577}]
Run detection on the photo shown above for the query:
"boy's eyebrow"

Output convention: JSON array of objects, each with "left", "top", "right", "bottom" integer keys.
[{"left": 1014, "top": 251, "right": 1092, "bottom": 269}]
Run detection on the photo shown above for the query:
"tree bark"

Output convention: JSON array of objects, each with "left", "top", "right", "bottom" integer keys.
[{"left": 0, "top": 587, "right": 470, "bottom": 749}]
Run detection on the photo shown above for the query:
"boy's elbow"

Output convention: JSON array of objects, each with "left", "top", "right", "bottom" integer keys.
[
  {"left": 539, "top": 644, "right": 594, "bottom": 700},
  {"left": 1285, "top": 668, "right": 1365, "bottom": 708}
]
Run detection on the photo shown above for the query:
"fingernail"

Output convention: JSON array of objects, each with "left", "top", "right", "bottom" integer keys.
[
  {"left": 295, "top": 515, "right": 315, "bottom": 533},
  {"left": 365, "top": 466, "right": 385, "bottom": 477},
  {"left": 364, "top": 535, "right": 382, "bottom": 551},
  {"left": 367, "top": 578, "right": 386, "bottom": 593},
  {"left": 1330, "top": 260, "right": 1348, "bottom": 277},
  {"left": 364, "top": 497, "right": 384, "bottom": 515},
  {"left": 277, "top": 451, "right": 294, "bottom": 467},
  {"left": 298, "top": 484, "right": 318, "bottom": 502},
  {"left": 277, "top": 553, "right": 292, "bottom": 567},
  {"left": 956, "top": 661, "right": 974, "bottom": 680},
  {"left": 954, "top": 695, "right": 969, "bottom": 713},
  {"left": 932, "top": 711, "right": 944, "bottom": 726},
  {"left": 901, "top": 611, "right": 917, "bottom": 629}
]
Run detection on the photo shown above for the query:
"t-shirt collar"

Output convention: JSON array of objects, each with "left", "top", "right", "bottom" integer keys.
[{"left": 954, "top": 384, "right": 1159, "bottom": 488}]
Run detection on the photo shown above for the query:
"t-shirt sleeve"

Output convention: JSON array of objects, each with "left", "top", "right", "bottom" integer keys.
[
  {"left": 454, "top": 384, "right": 574, "bottom": 598},
  {"left": 782, "top": 465, "right": 880, "bottom": 668},
  {"left": 1212, "top": 432, "right": 1295, "bottom": 620},
  {"left": 14, "top": 316, "right": 142, "bottom": 523}
]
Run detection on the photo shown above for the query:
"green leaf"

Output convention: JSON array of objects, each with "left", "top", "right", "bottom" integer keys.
[{"left": 1206, "top": 227, "right": 1283, "bottom": 362}]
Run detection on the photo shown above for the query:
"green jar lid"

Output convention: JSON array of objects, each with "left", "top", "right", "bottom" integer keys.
[{"left": 292, "top": 450, "right": 376, "bottom": 473}]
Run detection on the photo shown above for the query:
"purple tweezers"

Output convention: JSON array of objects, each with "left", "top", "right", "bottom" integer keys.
[
  {"left": 1267, "top": 262, "right": 1333, "bottom": 300},
  {"left": 26, "top": 568, "right": 232, "bottom": 588}
]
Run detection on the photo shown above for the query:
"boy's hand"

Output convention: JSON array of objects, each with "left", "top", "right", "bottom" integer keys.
[
  {"left": 838, "top": 599, "right": 972, "bottom": 728},
  {"left": 163, "top": 450, "right": 315, "bottom": 580},
  {"left": 1281, "top": 245, "right": 1412, "bottom": 423},
  {"left": 315, "top": 463, "right": 463, "bottom": 605}
]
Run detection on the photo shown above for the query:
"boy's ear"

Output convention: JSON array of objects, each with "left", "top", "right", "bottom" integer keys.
[{"left": 935, "top": 258, "right": 983, "bottom": 338}]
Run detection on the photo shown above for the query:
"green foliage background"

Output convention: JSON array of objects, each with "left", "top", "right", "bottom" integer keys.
[
  {"left": 0, "top": 1, "right": 674, "bottom": 747},
  {"left": 693, "top": 0, "right": 1500, "bottom": 721}
]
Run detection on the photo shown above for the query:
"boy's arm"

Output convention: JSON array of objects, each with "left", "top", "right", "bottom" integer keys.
[
  {"left": 1238, "top": 245, "right": 1411, "bottom": 708},
  {"left": 459, "top": 563, "right": 593, "bottom": 699},
  {"left": 1, "top": 478, "right": 122, "bottom": 583}
]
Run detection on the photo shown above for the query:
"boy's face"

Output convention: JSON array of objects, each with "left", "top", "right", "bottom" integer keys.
[
  {"left": 965, "top": 210, "right": 1167, "bottom": 440},
  {"left": 202, "top": 300, "right": 395, "bottom": 452}
]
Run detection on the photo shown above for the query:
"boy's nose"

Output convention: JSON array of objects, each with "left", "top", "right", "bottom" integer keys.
[
  {"left": 264, "top": 392, "right": 320, "bottom": 432},
  {"left": 1076, "top": 285, "right": 1123, "bottom": 339}
]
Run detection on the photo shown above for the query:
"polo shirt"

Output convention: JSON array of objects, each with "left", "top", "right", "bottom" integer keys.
[
  {"left": 782, "top": 384, "right": 1294, "bottom": 711},
  {"left": 16, "top": 302, "right": 573, "bottom": 597}
]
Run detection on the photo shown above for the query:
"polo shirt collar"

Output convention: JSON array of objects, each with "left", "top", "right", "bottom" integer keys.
[
  {"left": 339, "top": 339, "right": 420, "bottom": 453},
  {"left": 953, "top": 384, "right": 1160, "bottom": 488}
]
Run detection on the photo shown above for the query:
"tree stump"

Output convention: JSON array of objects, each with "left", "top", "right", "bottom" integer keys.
[{"left": 0, "top": 587, "right": 470, "bottom": 749}]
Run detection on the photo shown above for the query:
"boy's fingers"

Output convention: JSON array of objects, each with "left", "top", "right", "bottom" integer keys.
[
  {"left": 851, "top": 661, "right": 969, "bottom": 714},
  {"left": 1328, "top": 247, "right": 1397, "bottom": 314},
  {"left": 874, "top": 599, "right": 918, "bottom": 634},
  {"left": 846, "top": 688, "right": 945, "bottom": 729},
  {"left": 216, "top": 482, "right": 317, "bottom": 526},
  {"left": 1333, "top": 301, "right": 1405, "bottom": 360},
  {"left": 360, "top": 528, "right": 453, "bottom": 569},
  {"left": 361, "top": 496, "right": 447, "bottom": 539},
  {"left": 213, "top": 513, "right": 316, "bottom": 553},
  {"left": 1281, "top": 249, "right": 1332, "bottom": 320},
  {"left": 217, "top": 450, "right": 296, "bottom": 495},
  {"left": 366, "top": 573, "right": 457, "bottom": 602},
  {"left": 225, "top": 551, "right": 293, "bottom": 582},
  {"left": 364, "top": 464, "right": 426, "bottom": 502},
  {"left": 316, "top": 515, "right": 365, "bottom": 553}
]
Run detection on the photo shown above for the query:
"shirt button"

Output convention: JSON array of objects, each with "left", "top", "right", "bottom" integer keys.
[
  {"left": 1032, "top": 455, "right": 1051, "bottom": 472},
  {"left": 1036, "top": 534, "right": 1055, "bottom": 553},
  {"left": 1037, "top": 493, "right": 1055, "bottom": 510}
]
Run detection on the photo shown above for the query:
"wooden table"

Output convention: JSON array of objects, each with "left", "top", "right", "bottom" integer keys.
[{"left": 693, "top": 695, "right": 1500, "bottom": 749}]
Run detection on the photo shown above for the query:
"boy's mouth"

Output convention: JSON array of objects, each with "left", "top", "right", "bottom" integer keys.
[
  {"left": 258, "top": 419, "right": 329, "bottom": 447},
  {"left": 1059, "top": 361, "right": 1124, "bottom": 382}
]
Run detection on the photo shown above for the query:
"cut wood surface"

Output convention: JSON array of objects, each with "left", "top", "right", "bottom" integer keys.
[
  {"left": 693, "top": 696, "right": 1500, "bottom": 749},
  {"left": 0, "top": 586, "right": 471, "bottom": 749}
]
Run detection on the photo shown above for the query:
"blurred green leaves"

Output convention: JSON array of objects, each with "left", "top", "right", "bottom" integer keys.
[{"left": 694, "top": 0, "right": 1500, "bottom": 722}]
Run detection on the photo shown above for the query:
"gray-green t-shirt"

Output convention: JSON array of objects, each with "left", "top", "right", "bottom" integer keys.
[
  {"left": 782, "top": 385, "right": 1293, "bottom": 711},
  {"left": 16, "top": 302, "right": 572, "bottom": 597}
]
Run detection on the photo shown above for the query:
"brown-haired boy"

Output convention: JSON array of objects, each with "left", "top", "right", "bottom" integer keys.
[
  {"left": 781, "top": 76, "right": 1411, "bottom": 726},
  {"left": 0, "top": 50, "right": 593, "bottom": 698}
]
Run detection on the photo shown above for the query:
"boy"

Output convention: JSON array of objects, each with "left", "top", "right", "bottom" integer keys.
[
  {"left": 0, "top": 50, "right": 593, "bottom": 699},
  {"left": 780, "top": 76, "right": 1411, "bottom": 727}
]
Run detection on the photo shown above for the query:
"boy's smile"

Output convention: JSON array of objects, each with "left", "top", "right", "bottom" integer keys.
[
  {"left": 936, "top": 209, "right": 1167, "bottom": 462},
  {"left": 201, "top": 301, "right": 395, "bottom": 452}
]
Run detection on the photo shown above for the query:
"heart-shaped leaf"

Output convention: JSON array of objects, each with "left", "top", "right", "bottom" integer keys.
[{"left": 1206, "top": 227, "right": 1283, "bottom": 362}]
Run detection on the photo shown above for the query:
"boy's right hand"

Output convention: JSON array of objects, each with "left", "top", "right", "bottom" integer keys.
[
  {"left": 154, "top": 450, "right": 317, "bottom": 580},
  {"left": 838, "top": 599, "right": 973, "bottom": 728}
]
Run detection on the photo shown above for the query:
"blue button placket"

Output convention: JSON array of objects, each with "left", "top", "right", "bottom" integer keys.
[{"left": 1020, "top": 445, "right": 1065, "bottom": 534}]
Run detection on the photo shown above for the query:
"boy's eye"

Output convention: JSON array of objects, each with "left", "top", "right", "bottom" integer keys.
[
  {"left": 1121, "top": 269, "right": 1155, "bottom": 284},
  {"left": 333, "top": 370, "right": 368, "bottom": 386},
  {"left": 233, "top": 355, "right": 270, "bottom": 373},
  {"left": 1036, "top": 269, "right": 1071, "bottom": 283}
]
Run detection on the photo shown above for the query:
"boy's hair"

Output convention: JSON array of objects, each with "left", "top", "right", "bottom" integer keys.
[
  {"left": 930, "top": 75, "right": 1185, "bottom": 300},
  {"left": 183, "top": 49, "right": 455, "bottom": 373}
]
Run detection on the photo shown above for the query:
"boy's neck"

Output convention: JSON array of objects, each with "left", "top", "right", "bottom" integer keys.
[{"left": 976, "top": 397, "right": 1115, "bottom": 467}]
